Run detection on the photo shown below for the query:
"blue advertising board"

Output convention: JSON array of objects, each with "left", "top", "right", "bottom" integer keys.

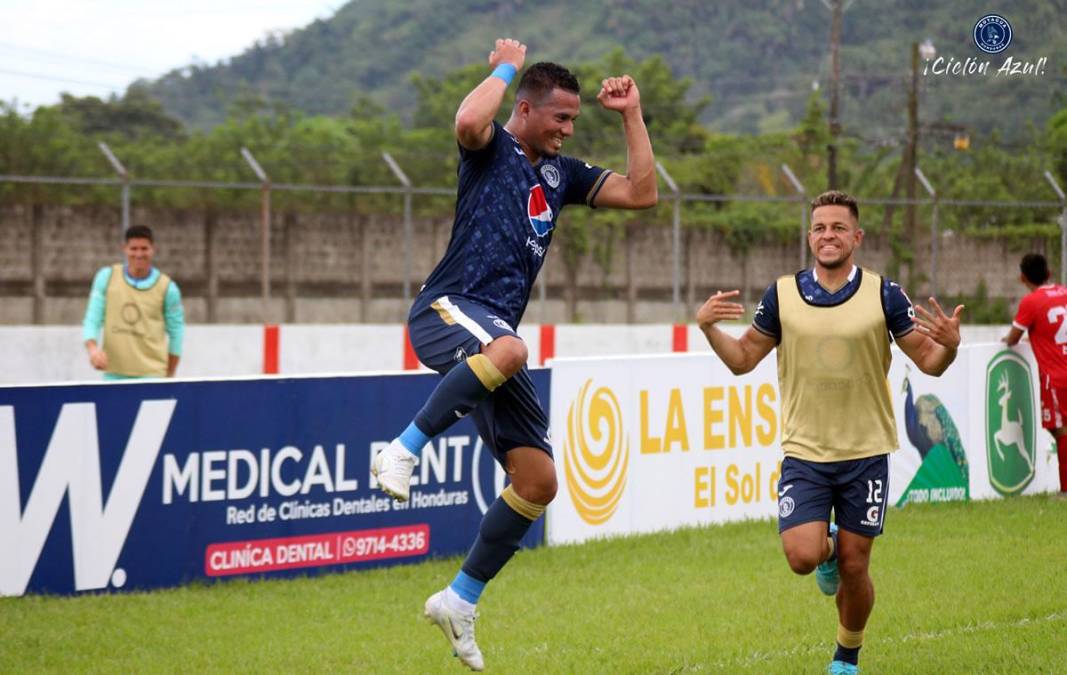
[{"left": 0, "top": 369, "right": 549, "bottom": 596}]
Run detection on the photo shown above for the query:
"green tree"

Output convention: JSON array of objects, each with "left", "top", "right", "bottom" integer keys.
[{"left": 50, "top": 87, "right": 185, "bottom": 142}]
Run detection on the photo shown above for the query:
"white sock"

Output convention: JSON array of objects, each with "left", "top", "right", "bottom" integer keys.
[{"left": 444, "top": 586, "right": 477, "bottom": 615}]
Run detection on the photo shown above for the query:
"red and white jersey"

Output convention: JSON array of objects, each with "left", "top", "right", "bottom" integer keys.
[{"left": 1014, "top": 284, "right": 1067, "bottom": 387}]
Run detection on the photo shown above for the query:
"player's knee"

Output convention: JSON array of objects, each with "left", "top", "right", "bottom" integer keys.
[
  {"left": 515, "top": 472, "right": 557, "bottom": 506},
  {"left": 783, "top": 547, "right": 820, "bottom": 575},
  {"left": 487, "top": 336, "right": 527, "bottom": 376},
  {"left": 838, "top": 553, "right": 870, "bottom": 581},
  {"left": 537, "top": 473, "right": 558, "bottom": 504}
]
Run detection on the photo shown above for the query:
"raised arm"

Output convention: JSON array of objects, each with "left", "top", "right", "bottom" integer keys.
[
  {"left": 590, "top": 75, "right": 657, "bottom": 210},
  {"left": 696, "top": 290, "right": 776, "bottom": 375},
  {"left": 897, "top": 297, "right": 964, "bottom": 376},
  {"left": 454, "top": 38, "right": 526, "bottom": 151}
]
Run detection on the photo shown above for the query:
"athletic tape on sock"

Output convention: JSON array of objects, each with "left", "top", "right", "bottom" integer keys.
[
  {"left": 837, "top": 624, "right": 865, "bottom": 649},
  {"left": 467, "top": 353, "right": 506, "bottom": 391},
  {"left": 500, "top": 484, "right": 545, "bottom": 521}
]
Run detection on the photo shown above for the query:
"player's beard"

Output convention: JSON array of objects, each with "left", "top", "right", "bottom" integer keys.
[
  {"left": 814, "top": 242, "right": 853, "bottom": 269},
  {"left": 538, "top": 134, "right": 565, "bottom": 158},
  {"left": 818, "top": 254, "right": 849, "bottom": 269},
  {"left": 538, "top": 142, "right": 561, "bottom": 159}
]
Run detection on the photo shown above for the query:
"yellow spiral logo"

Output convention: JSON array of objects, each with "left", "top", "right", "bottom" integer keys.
[{"left": 563, "top": 379, "right": 629, "bottom": 525}]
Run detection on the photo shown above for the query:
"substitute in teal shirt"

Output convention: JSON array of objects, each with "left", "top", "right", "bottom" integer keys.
[{"left": 82, "top": 225, "right": 185, "bottom": 380}]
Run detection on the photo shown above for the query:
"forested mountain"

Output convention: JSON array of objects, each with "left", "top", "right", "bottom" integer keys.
[{"left": 140, "top": 0, "right": 1066, "bottom": 140}]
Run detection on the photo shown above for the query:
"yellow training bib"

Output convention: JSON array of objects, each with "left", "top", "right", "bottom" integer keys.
[{"left": 776, "top": 268, "right": 898, "bottom": 462}]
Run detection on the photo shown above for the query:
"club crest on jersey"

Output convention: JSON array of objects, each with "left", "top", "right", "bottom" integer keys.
[
  {"left": 540, "top": 164, "right": 561, "bottom": 188},
  {"left": 527, "top": 185, "right": 554, "bottom": 237}
]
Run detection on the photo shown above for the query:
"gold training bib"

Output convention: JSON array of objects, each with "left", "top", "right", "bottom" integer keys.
[
  {"left": 103, "top": 264, "right": 171, "bottom": 377},
  {"left": 775, "top": 269, "right": 898, "bottom": 462}
]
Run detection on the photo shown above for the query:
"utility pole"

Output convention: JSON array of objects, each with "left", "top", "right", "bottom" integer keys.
[
  {"left": 826, "top": 0, "right": 843, "bottom": 189},
  {"left": 905, "top": 41, "right": 919, "bottom": 248}
]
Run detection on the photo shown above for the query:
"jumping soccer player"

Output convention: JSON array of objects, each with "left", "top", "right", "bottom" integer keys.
[
  {"left": 370, "top": 38, "right": 657, "bottom": 670},
  {"left": 696, "top": 190, "right": 963, "bottom": 674},
  {"left": 1002, "top": 253, "right": 1067, "bottom": 495}
]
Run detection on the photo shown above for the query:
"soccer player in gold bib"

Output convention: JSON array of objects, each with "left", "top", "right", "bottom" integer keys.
[
  {"left": 697, "top": 190, "right": 963, "bottom": 674},
  {"left": 83, "top": 225, "right": 184, "bottom": 379}
]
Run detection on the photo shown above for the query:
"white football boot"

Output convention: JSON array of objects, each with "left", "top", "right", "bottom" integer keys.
[
  {"left": 424, "top": 590, "right": 484, "bottom": 671},
  {"left": 370, "top": 439, "right": 417, "bottom": 502}
]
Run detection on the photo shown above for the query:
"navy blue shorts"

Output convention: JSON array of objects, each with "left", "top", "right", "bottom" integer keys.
[
  {"left": 408, "top": 294, "right": 552, "bottom": 465},
  {"left": 776, "top": 454, "right": 890, "bottom": 537}
]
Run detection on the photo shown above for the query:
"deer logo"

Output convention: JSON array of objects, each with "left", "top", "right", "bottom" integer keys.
[
  {"left": 985, "top": 351, "right": 1036, "bottom": 496},
  {"left": 993, "top": 372, "right": 1035, "bottom": 472}
]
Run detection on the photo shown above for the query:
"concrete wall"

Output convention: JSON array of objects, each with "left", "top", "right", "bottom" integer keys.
[
  {"left": 0, "top": 324, "right": 1008, "bottom": 386},
  {"left": 0, "top": 204, "right": 1033, "bottom": 325}
]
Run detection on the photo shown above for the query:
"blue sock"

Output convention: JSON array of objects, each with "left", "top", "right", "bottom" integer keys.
[
  {"left": 834, "top": 643, "right": 861, "bottom": 665},
  {"left": 449, "top": 570, "right": 486, "bottom": 605},
  {"left": 413, "top": 354, "right": 504, "bottom": 438},
  {"left": 460, "top": 490, "right": 539, "bottom": 586},
  {"left": 828, "top": 523, "right": 839, "bottom": 562},
  {"left": 397, "top": 422, "right": 429, "bottom": 456}
]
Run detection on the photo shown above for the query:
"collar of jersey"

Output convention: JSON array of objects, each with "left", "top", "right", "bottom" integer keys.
[
  {"left": 810, "top": 264, "right": 858, "bottom": 293},
  {"left": 123, "top": 265, "right": 160, "bottom": 290},
  {"left": 799, "top": 264, "right": 861, "bottom": 305},
  {"left": 502, "top": 126, "right": 557, "bottom": 168}
]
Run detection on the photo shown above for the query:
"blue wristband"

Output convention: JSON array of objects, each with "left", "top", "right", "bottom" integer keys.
[{"left": 491, "top": 63, "right": 517, "bottom": 86}]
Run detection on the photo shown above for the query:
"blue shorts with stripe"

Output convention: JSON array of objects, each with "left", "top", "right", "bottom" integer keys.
[
  {"left": 776, "top": 454, "right": 890, "bottom": 538},
  {"left": 407, "top": 294, "right": 552, "bottom": 464}
]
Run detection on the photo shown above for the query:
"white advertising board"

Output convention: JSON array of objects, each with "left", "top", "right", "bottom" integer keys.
[{"left": 548, "top": 343, "right": 1060, "bottom": 545}]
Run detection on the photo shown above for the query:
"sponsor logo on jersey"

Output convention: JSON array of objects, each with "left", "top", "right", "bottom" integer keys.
[
  {"left": 861, "top": 505, "right": 881, "bottom": 526},
  {"left": 526, "top": 237, "right": 546, "bottom": 258},
  {"left": 527, "top": 185, "right": 554, "bottom": 237}
]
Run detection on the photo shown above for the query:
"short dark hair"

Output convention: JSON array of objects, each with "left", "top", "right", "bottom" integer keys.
[
  {"left": 810, "top": 190, "right": 859, "bottom": 221},
  {"left": 516, "top": 62, "right": 580, "bottom": 105},
  {"left": 1020, "top": 253, "right": 1051, "bottom": 285},
  {"left": 125, "top": 225, "right": 154, "bottom": 242}
]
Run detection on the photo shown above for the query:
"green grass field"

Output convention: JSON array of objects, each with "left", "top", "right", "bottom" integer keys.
[{"left": 2, "top": 495, "right": 1066, "bottom": 674}]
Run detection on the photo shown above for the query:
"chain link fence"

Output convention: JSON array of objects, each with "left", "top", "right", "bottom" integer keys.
[{"left": 2, "top": 154, "right": 1066, "bottom": 325}]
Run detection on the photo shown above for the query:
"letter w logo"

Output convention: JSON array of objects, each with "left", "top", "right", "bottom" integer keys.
[{"left": 0, "top": 400, "right": 176, "bottom": 596}]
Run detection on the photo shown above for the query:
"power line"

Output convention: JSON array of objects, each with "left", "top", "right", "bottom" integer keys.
[
  {"left": 123, "top": 3, "right": 336, "bottom": 19},
  {"left": 0, "top": 67, "right": 126, "bottom": 91},
  {"left": 0, "top": 42, "right": 160, "bottom": 77}
]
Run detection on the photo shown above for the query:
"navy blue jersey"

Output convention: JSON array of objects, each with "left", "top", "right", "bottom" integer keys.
[
  {"left": 752, "top": 266, "right": 915, "bottom": 342},
  {"left": 415, "top": 121, "right": 610, "bottom": 327}
]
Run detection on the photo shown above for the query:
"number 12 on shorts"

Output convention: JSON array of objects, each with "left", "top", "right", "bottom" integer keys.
[{"left": 866, "top": 479, "right": 884, "bottom": 504}]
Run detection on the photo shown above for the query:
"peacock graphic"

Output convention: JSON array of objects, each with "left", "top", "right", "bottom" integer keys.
[{"left": 901, "top": 367, "right": 969, "bottom": 485}]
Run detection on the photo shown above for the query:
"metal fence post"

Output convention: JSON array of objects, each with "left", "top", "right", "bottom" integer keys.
[
  {"left": 1045, "top": 171, "right": 1067, "bottom": 285},
  {"left": 915, "top": 167, "right": 938, "bottom": 297},
  {"left": 98, "top": 142, "right": 129, "bottom": 239},
  {"left": 781, "top": 164, "right": 807, "bottom": 269},
  {"left": 6, "top": 168, "right": 1067, "bottom": 326},
  {"left": 241, "top": 148, "right": 272, "bottom": 324},
  {"left": 382, "top": 152, "right": 413, "bottom": 306},
  {"left": 655, "top": 161, "right": 681, "bottom": 321}
]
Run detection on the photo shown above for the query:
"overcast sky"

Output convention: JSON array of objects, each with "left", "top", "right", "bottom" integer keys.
[{"left": 0, "top": 0, "right": 338, "bottom": 110}]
